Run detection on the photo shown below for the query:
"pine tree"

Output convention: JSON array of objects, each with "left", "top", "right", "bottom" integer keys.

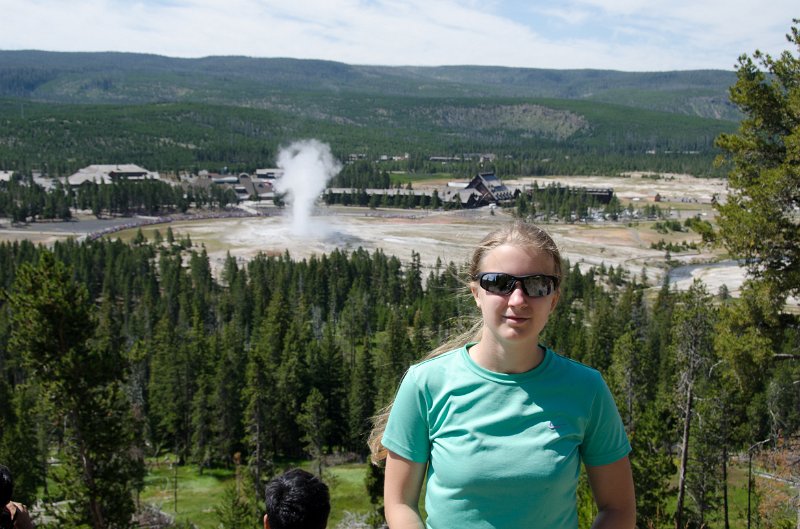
[
  {"left": 629, "top": 403, "right": 676, "bottom": 529},
  {"left": 403, "top": 251, "right": 423, "bottom": 309},
  {"left": 0, "top": 383, "right": 44, "bottom": 505},
  {"left": 348, "top": 340, "right": 377, "bottom": 454},
  {"left": 211, "top": 322, "right": 246, "bottom": 466},
  {"left": 242, "top": 316, "right": 279, "bottom": 494},
  {"left": 671, "top": 281, "right": 717, "bottom": 529},
  {"left": 312, "top": 322, "right": 347, "bottom": 448},
  {"left": 298, "top": 388, "right": 332, "bottom": 477},
  {"left": 714, "top": 20, "right": 800, "bottom": 298},
  {"left": 375, "top": 310, "right": 414, "bottom": 407},
  {"left": 187, "top": 311, "right": 215, "bottom": 470},
  {"left": 148, "top": 313, "right": 193, "bottom": 462},
  {"left": 214, "top": 474, "right": 255, "bottom": 529},
  {"left": 585, "top": 293, "right": 619, "bottom": 371},
  {"left": 8, "top": 252, "right": 144, "bottom": 529}
]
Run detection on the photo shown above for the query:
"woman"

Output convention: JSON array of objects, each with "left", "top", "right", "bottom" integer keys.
[{"left": 368, "top": 221, "right": 635, "bottom": 529}]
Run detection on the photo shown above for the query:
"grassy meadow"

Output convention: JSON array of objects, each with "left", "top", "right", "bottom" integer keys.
[
  {"left": 140, "top": 460, "right": 375, "bottom": 529},
  {"left": 133, "top": 457, "right": 794, "bottom": 529}
]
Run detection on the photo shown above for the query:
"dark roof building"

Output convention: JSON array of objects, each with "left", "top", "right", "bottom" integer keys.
[
  {"left": 325, "top": 172, "right": 517, "bottom": 209},
  {"left": 464, "top": 172, "right": 515, "bottom": 205}
]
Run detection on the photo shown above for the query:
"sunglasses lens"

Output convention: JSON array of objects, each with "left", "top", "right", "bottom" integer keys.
[
  {"left": 521, "top": 276, "right": 555, "bottom": 297},
  {"left": 480, "top": 273, "right": 516, "bottom": 295}
]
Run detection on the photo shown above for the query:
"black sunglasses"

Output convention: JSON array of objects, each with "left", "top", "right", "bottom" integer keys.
[{"left": 475, "top": 272, "right": 560, "bottom": 298}]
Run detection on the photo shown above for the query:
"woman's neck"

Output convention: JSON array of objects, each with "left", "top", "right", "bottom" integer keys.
[{"left": 469, "top": 336, "right": 544, "bottom": 374}]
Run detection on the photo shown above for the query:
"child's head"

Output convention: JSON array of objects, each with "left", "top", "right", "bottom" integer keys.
[
  {"left": 264, "top": 469, "right": 330, "bottom": 529},
  {"left": 468, "top": 221, "right": 562, "bottom": 282}
]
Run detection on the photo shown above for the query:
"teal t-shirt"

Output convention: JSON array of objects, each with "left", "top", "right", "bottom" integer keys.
[{"left": 382, "top": 344, "right": 631, "bottom": 529}]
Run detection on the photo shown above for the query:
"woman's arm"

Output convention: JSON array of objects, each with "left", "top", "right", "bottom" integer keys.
[
  {"left": 384, "top": 451, "right": 427, "bottom": 529},
  {"left": 586, "top": 456, "right": 636, "bottom": 529}
]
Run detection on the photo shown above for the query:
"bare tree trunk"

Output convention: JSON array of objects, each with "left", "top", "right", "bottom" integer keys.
[
  {"left": 723, "top": 444, "right": 729, "bottom": 529},
  {"left": 254, "top": 408, "right": 262, "bottom": 496},
  {"left": 626, "top": 368, "right": 634, "bottom": 429},
  {"left": 173, "top": 458, "right": 178, "bottom": 514},
  {"left": 74, "top": 414, "right": 106, "bottom": 529},
  {"left": 676, "top": 382, "right": 693, "bottom": 529},
  {"left": 796, "top": 484, "right": 799, "bottom": 529},
  {"left": 80, "top": 442, "right": 105, "bottom": 529}
]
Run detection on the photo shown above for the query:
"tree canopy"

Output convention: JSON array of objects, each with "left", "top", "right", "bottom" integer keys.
[{"left": 715, "top": 19, "right": 800, "bottom": 298}]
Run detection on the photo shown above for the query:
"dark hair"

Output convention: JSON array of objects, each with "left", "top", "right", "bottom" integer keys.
[
  {"left": 0, "top": 465, "right": 13, "bottom": 529},
  {"left": 264, "top": 469, "right": 330, "bottom": 529}
]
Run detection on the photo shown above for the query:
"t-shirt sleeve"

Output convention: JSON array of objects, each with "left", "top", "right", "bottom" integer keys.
[
  {"left": 381, "top": 367, "right": 431, "bottom": 463},
  {"left": 580, "top": 372, "right": 631, "bottom": 467}
]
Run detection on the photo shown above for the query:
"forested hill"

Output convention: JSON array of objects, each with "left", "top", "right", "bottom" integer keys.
[
  {"left": 0, "top": 50, "right": 739, "bottom": 120},
  {"left": 0, "top": 50, "right": 739, "bottom": 177}
]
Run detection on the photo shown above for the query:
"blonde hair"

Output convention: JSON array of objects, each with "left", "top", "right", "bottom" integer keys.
[{"left": 367, "top": 220, "right": 562, "bottom": 462}]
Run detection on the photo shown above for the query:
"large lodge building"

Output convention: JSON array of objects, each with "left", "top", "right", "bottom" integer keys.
[{"left": 326, "top": 172, "right": 614, "bottom": 208}]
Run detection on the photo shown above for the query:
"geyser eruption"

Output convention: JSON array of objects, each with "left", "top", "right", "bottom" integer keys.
[{"left": 274, "top": 139, "right": 342, "bottom": 237}]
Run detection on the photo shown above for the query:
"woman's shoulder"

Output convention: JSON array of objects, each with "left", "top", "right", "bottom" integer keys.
[
  {"left": 547, "top": 349, "right": 605, "bottom": 383},
  {"left": 404, "top": 346, "right": 464, "bottom": 385},
  {"left": 409, "top": 347, "right": 464, "bottom": 373}
]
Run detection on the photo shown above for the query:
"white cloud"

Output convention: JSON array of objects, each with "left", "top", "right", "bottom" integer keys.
[
  {"left": 561, "top": 0, "right": 796, "bottom": 56},
  {"left": 533, "top": 6, "right": 593, "bottom": 26},
  {"left": 0, "top": 0, "right": 796, "bottom": 70}
]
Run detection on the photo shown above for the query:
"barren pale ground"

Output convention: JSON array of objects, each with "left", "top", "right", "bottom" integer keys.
[
  {"left": 155, "top": 207, "right": 738, "bottom": 292},
  {"left": 130, "top": 173, "right": 748, "bottom": 296},
  {"left": 0, "top": 173, "right": 771, "bottom": 301}
]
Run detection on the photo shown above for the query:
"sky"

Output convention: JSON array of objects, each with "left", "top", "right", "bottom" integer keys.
[{"left": 0, "top": 0, "right": 797, "bottom": 71}]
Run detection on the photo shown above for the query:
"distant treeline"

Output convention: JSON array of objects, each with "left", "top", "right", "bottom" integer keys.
[
  {"left": 0, "top": 231, "right": 796, "bottom": 528},
  {"left": 2, "top": 175, "right": 669, "bottom": 226},
  {"left": 0, "top": 177, "right": 239, "bottom": 222},
  {"left": 0, "top": 97, "right": 734, "bottom": 179}
]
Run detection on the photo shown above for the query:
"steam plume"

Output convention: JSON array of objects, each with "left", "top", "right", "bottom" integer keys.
[{"left": 274, "top": 139, "right": 342, "bottom": 236}]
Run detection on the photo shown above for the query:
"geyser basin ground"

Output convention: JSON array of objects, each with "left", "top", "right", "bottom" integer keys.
[
  {"left": 163, "top": 208, "right": 490, "bottom": 272},
  {"left": 140, "top": 206, "right": 749, "bottom": 298}
]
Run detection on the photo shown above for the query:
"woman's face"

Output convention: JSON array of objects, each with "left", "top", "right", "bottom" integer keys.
[{"left": 471, "top": 243, "right": 560, "bottom": 349}]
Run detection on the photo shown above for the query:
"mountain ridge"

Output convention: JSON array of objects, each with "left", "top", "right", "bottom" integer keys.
[{"left": 0, "top": 50, "right": 739, "bottom": 120}]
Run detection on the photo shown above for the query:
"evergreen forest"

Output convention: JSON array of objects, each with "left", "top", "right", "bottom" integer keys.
[
  {"left": 0, "top": 18, "right": 799, "bottom": 529},
  {"left": 0, "top": 220, "right": 797, "bottom": 528}
]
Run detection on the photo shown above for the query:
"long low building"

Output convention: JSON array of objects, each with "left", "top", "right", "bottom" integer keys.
[{"left": 67, "top": 164, "right": 161, "bottom": 186}]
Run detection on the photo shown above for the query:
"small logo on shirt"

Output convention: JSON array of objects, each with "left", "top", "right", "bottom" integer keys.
[{"left": 547, "top": 421, "right": 557, "bottom": 430}]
